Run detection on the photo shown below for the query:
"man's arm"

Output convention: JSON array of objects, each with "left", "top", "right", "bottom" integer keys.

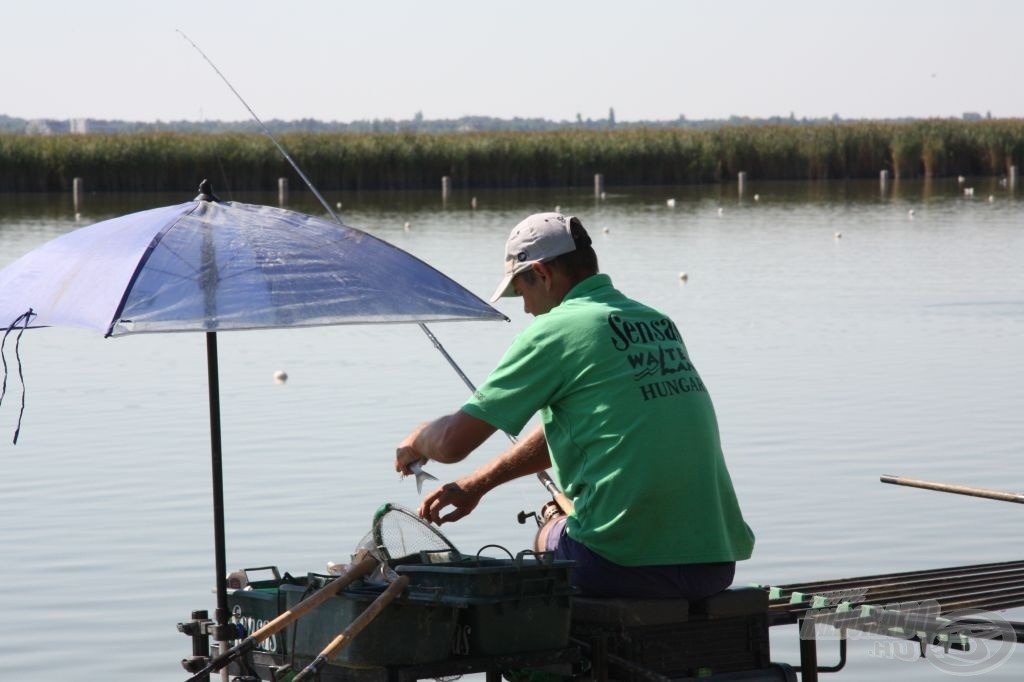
[
  {"left": 419, "top": 425, "right": 551, "bottom": 524},
  {"left": 395, "top": 409, "right": 497, "bottom": 474}
]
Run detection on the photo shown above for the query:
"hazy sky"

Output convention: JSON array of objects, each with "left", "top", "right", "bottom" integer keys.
[{"left": 2, "top": 0, "right": 1021, "bottom": 123}]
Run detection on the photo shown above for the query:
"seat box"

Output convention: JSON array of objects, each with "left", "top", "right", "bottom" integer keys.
[{"left": 571, "top": 588, "right": 771, "bottom": 679}]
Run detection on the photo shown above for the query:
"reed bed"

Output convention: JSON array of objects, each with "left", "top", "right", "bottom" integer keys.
[{"left": 1, "top": 120, "right": 1021, "bottom": 193}]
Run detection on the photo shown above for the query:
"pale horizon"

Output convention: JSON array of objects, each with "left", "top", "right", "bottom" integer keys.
[{"left": 2, "top": 0, "right": 1021, "bottom": 124}]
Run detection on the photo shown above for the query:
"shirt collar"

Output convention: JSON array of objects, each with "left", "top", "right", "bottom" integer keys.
[{"left": 563, "top": 273, "right": 612, "bottom": 302}]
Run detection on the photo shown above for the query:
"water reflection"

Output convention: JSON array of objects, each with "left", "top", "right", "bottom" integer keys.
[{"left": 0, "top": 181, "right": 1021, "bottom": 681}]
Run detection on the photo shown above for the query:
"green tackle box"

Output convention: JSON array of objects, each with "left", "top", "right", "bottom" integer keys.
[
  {"left": 281, "top": 576, "right": 460, "bottom": 668},
  {"left": 395, "top": 550, "right": 575, "bottom": 657},
  {"left": 395, "top": 550, "right": 574, "bottom": 599},
  {"left": 225, "top": 566, "right": 299, "bottom": 658}
]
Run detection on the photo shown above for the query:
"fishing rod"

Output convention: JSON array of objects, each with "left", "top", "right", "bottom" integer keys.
[
  {"left": 881, "top": 475, "right": 1024, "bottom": 504},
  {"left": 177, "top": 32, "right": 572, "bottom": 516},
  {"left": 418, "top": 324, "right": 573, "bottom": 513},
  {"left": 176, "top": 31, "right": 340, "bottom": 226}
]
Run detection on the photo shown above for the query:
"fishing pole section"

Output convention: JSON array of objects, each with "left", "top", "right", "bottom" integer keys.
[
  {"left": 417, "top": 322, "right": 574, "bottom": 516},
  {"left": 881, "top": 474, "right": 1024, "bottom": 504},
  {"left": 178, "top": 29, "right": 572, "bottom": 516},
  {"left": 175, "top": 35, "right": 574, "bottom": 680}
]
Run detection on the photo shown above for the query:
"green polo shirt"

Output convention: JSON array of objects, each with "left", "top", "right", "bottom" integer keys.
[{"left": 463, "top": 274, "right": 754, "bottom": 566}]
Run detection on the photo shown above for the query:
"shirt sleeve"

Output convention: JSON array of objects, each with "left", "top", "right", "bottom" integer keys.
[{"left": 461, "top": 319, "right": 565, "bottom": 435}]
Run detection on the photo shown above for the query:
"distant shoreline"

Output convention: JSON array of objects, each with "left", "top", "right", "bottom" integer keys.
[
  {"left": 3, "top": 111, "right": 1006, "bottom": 136},
  {"left": 1, "top": 120, "right": 1021, "bottom": 193}
]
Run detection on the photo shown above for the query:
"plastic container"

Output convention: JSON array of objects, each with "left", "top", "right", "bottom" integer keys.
[
  {"left": 396, "top": 550, "right": 575, "bottom": 656},
  {"left": 395, "top": 550, "right": 574, "bottom": 600},
  {"left": 225, "top": 566, "right": 299, "bottom": 657},
  {"left": 454, "top": 591, "right": 573, "bottom": 656},
  {"left": 281, "top": 578, "right": 459, "bottom": 667}
]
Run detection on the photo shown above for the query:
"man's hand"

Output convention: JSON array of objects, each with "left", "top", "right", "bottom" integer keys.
[
  {"left": 394, "top": 412, "right": 496, "bottom": 475},
  {"left": 419, "top": 478, "right": 485, "bottom": 525},
  {"left": 395, "top": 422, "right": 430, "bottom": 476}
]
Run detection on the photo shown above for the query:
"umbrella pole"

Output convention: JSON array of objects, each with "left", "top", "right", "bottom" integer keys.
[{"left": 205, "top": 331, "right": 230, "bottom": 675}]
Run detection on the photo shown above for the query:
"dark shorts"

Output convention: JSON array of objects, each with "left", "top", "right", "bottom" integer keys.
[{"left": 544, "top": 516, "right": 735, "bottom": 599}]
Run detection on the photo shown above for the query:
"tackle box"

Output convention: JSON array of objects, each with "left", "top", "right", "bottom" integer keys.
[
  {"left": 222, "top": 550, "right": 576, "bottom": 668},
  {"left": 225, "top": 566, "right": 301, "bottom": 658},
  {"left": 281, "top": 576, "right": 460, "bottom": 667},
  {"left": 395, "top": 550, "right": 575, "bottom": 657}
]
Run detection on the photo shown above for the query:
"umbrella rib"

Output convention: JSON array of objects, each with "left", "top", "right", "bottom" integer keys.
[{"left": 106, "top": 205, "right": 201, "bottom": 336}]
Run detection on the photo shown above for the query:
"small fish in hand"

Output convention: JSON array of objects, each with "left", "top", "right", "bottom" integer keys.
[{"left": 406, "top": 460, "right": 438, "bottom": 494}]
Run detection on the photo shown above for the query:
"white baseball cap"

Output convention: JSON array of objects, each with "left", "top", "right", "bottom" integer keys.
[{"left": 490, "top": 212, "right": 578, "bottom": 302}]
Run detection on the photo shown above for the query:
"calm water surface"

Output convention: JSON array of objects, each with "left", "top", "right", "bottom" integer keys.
[{"left": 0, "top": 180, "right": 1022, "bottom": 680}]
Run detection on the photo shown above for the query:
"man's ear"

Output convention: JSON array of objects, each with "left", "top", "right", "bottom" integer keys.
[{"left": 532, "top": 261, "right": 555, "bottom": 289}]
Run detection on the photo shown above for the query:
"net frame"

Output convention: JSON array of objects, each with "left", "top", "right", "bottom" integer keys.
[{"left": 356, "top": 502, "right": 460, "bottom": 566}]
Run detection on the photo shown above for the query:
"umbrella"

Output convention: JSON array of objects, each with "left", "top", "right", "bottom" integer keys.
[{"left": 0, "top": 182, "right": 505, "bottom": 646}]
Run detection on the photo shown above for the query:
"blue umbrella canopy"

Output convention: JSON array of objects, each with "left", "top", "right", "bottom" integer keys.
[
  {"left": 0, "top": 192, "right": 506, "bottom": 659},
  {"left": 0, "top": 197, "right": 504, "bottom": 334}
]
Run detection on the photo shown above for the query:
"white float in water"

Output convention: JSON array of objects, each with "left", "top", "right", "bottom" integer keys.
[
  {"left": 273, "top": 370, "right": 288, "bottom": 384},
  {"left": 834, "top": 232, "right": 842, "bottom": 239},
  {"left": 666, "top": 198, "right": 676, "bottom": 208},
  {"left": 678, "top": 272, "right": 689, "bottom": 282}
]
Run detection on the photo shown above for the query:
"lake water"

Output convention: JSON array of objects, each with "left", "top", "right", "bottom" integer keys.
[{"left": 0, "top": 179, "right": 1022, "bottom": 680}]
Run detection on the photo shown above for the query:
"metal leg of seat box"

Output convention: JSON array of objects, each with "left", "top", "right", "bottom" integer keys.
[
  {"left": 797, "top": 618, "right": 818, "bottom": 682},
  {"left": 794, "top": 620, "right": 848, "bottom": 681},
  {"left": 589, "top": 635, "right": 607, "bottom": 681}
]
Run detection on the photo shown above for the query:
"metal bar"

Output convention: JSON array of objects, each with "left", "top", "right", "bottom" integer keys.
[
  {"left": 881, "top": 475, "right": 1024, "bottom": 504},
  {"left": 205, "top": 331, "right": 229, "bottom": 682},
  {"left": 778, "top": 581, "right": 1024, "bottom": 612},
  {"left": 766, "top": 560, "right": 1024, "bottom": 631},
  {"left": 797, "top": 618, "right": 818, "bottom": 682},
  {"left": 417, "top": 322, "right": 574, "bottom": 514},
  {"left": 958, "top": 618, "right": 1024, "bottom": 643},
  {"left": 768, "top": 560, "right": 1024, "bottom": 595},
  {"left": 774, "top": 594, "right": 1024, "bottom": 626},
  {"left": 770, "top": 569, "right": 1024, "bottom": 606},
  {"left": 795, "top": 631, "right": 847, "bottom": 675}
]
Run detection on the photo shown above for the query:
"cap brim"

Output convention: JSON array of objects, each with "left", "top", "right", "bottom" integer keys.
[{"left": 489, "top": 273, "right": 515, "bottom": 302}]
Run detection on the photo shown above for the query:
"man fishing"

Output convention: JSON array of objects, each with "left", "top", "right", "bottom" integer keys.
[{"left": 395, "top": 212, "right": 754, "bottom": 598}]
